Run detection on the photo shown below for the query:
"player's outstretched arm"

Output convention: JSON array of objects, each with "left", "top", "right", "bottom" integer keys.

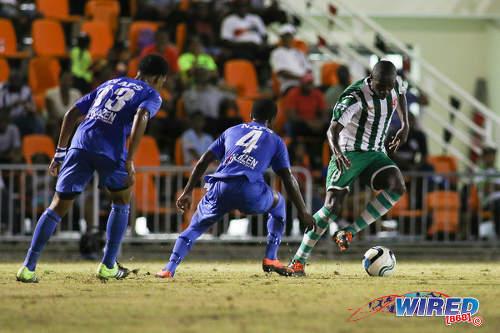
[
  {"left": 276, "top": 168, "right": 315, "bottom": 230},
  {"left": 327, "top": 121, "right": 351, "bottom": 173},
  {"left": 49, "top": 106, "right": 82, "bottom": 177},
  {"left": 176, "top": 150, "right": 217, "bottom": 213},
  {"left": 126, "top": 107, "right": 151, "bottom": 187}
]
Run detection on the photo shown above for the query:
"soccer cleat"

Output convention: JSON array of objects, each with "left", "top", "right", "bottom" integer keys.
[
  {"left": 155, "top": 270, "right": 173, "bottom": 278},
  {"left": 16, "top": 266, "right": 39, "bottom": 283},
  {"left": 262, "top": 258, "right": 293, "bottom": 276},
  {"left": 96, "top": 262, "right": 131, "bottom": 280},
  {"left": 333, "top": 230, "right": 353, "bottom": 251},
  {"left": 288, "top": 259, "right": 306, "bottom": 277}
]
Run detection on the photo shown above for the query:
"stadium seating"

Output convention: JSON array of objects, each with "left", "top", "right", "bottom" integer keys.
[
  {"left": 176, "top": 23, "right": 187, "bottom": 51},
  {"left": 128, "top": 21, "right": 159, "bottom": 55},
  {"left": 22, "top": 134, "right": 55, "bottom": 165},
  {"left": 427, "top": 155, "right": 457, "bottom": 173},
  {"left": 133, "top": 136, "right": 168, "bottom": 215},
  {"left": 32, "top": 19, "right": 66, "bottom": 57},
  {"left": 175, "top": 138, "right": 183, "bottom": 166},
  {"left": 426, "top": 191, "right": 459, "bottom": 236},
  {"left": 179, "top": 187, "right": 207, "bottom": 231},
  {"left": 321, "top": 61, "right": 340, "bottom": 86},
  {"left": 387, "top": 192, "right": 422, "bottom": 218},
  {"left": 0, "top": 58, "right": 9, "bottom": 82},
  {"left": 467, "top": 185, "right": 492, "bottom": 220},
  {"left": 0, "top": 19, "right": 29, "bottom": 58},
  {"left": 85, "top": 0, "right": 120, "bottom": 33},
  {"left": 80, "top": 21, "right": 114, "bottom": 59},
  {"left": 293, "top": 39, "right": 309, "bottom": 54},
  {"left": 36, "top": 0, "right": 81, "bottom": 22},
  {"left": 274, "top": 98, "right": 288, "bottom": 135},
  {"left": 225, "top": 60, "right": 272, "bottom": 99},
  {"left": 236, "top": 98, "right": 253, "bottom": 123},
  {"left": 127, "top": 57, "right": 139, "bottom": 77},
  {"left": 29, "top": 56, "right": 61, "bottom": 94}
]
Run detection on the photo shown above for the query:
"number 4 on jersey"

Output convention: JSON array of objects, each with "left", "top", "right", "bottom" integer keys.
[{"left": 236, "top": 130, "right": 263, "bottom": 154}]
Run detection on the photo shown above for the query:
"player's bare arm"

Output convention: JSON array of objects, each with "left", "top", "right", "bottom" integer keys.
[
  {"left": 49, "top": 106, "right": 82, "bottom": 177},
  {"left": 176, "top": 150, "right": 217, "bottom": 213},
  {"left": 126, "top": 107, "right": 151, "bottom": 187},
  {"left": 388, "top": 92, "right": 409, "bottom": 152},
  {"left": 275, "top": 168, "right": 315, "bottom": 230},
  {"left": 327, "top": 120, "right": 351, "bottom": 173}
]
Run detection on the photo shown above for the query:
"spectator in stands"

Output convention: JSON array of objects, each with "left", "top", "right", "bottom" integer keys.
[
  {"left": 390, "top": 69, "right": 428, "bottom": 129},
  {"left": 476, "top": 147, "right": 500, "bottom": 237},
  {"left": 220, "top": 0, "right": 271, "bottom": 81},
  {"left": 0, "top": 114, "right": 22, "bottom": 164},
  {"left": 140, "top": 27, "right": 179, "bottom": 74},
  {"left": 182, "top": 66, "right": 236, "bottom": 136},
  {"left": 285, "top": 73, "right": 328, "bottom": 138},
  {"left": 325, "top": 65, "right": 351, "bottom": 108},
  {"left": 184, "top": 0, "right": 221, "bottom": 55},
  {"left": 0, "top": 70, "right": 45, "bottom": 137},
  {"left": 270, "top": 24, "right": 311, "bottom": 96},
  {"left": 181, "top": 112, "right": 213, "bottom": 166},
  {"left": 259, "top": 0, "right": 299, "bottom": 26},
  {"left": 45, "top": 71, "right": 82, "bottom": 142},
  {"left": 178, "top": 36, "right": 217, "bottom": 85},
  {"left": 135, "top": 0, "right": 185, "bottom": 34},
  {"left": 387, "top": 112, "right": 433, "bottom": 208},
  {"left": 71, "top": 33, "right": 93, "bottom": 94}
]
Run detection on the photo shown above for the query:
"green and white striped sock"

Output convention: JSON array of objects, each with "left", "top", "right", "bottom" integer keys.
[
  {"left": 293, "top": 207, "right": 337, "bottom": 264},
  {"left": 345, "top": 190, "right": 402, "bottom": 235}
]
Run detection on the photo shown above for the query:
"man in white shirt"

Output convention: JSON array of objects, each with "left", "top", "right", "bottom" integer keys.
[
  {"left": 270, "top": 24, "right": 311, "bottom": 96},
  {"left": 220, "top": 0, "right": 270, "bottom": 65}
]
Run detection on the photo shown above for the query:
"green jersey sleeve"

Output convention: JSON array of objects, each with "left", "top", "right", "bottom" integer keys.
[
  {"left": 394, "top": 76, "right": 406, "bottom": 95},
  {"left": 332, "top": 94, "right": 360, "bottom": 126}
]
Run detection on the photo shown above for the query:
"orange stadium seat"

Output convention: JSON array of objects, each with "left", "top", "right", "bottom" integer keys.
[
  {"left": 0, "top": 58, "right": 9, "bottom": 82},
  {"left": 85, "top": 0, "right": 120, "bottom": 33},
  {"left": 36, "top": 0, "right": 81, "bottom": 22},
  {"left": 236, "top": 98, "right": 253, "bottom": 123},
  {"left": 426, "top": 191, "right": 459, "bottom": 235},
  {"left": 274, "top": 97, "right": 288, "bottom": 135},
  {"left": 22, "top": 134, "right": 55, "bottom": 165},
  {"left": 175, "top": 138, "right": 183, "bottom": 166},
  {"left": 322, "top": 140, "right": 331, "bottom": 168},
  {"left": 427, "top": 155, "right": 457, "bottom": 183},
  {"left": 80, "top": 21, "right": 114, "bottom": 59},
  {"left": 176, "top": 23, "right": 187, "bottom": 51},
  {"left": 179, "top": 187, "right": 207, "bottom": 231},
  {"left": 133, "top": 136, "right": 168, "bottom": 214},
  {"left": 32, "top": 19, "right": 66, "bottom": 57},
  {"left": 225, "top": 60, "right": 272, "bottom": 99},
  {"left": 29, "top": 56, "right": 61, "bottom": 94},
  {"left": 387, "top": 192, "right": 422, "bottom": 218},
  {"left": 321, "top": 61, "right": 340, "bottom": 86},
  {"left": 0, "top": 19, "right": 29, "bottom": 58},
  {"left": 129, "top": 21, "right": 159, "bottom": 55},
  {"left": 33, "top": 92, "right": 46, "bottom": 114},
  {"left": 292, "top": 39, "right": 308, "bottom": 54},
  {"left": 127, "top": 57, "right": 139, "bottom": 77}
]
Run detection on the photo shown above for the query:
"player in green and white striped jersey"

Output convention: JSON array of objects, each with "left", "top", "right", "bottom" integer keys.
[{"left": 289, "top": 60, "right": 409, "bottom": 276}]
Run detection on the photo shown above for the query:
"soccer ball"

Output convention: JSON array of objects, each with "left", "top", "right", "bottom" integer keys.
[{"left": 362, "top": 246, "right": 396, "bottom": 277}]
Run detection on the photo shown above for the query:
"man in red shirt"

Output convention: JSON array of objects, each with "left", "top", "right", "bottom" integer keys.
[
  {"left": 285, "top": 73, "right": 328, "bottom": 138},
  {"left": 140, "top": 27, "right": 180, "bottom": 74}
]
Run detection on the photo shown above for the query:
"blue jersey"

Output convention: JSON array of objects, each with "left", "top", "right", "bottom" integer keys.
[
  {"left": 206, "top": 121, "right": 290, "bottom": 183},
  {"left": 71, "top": 77, "right": 162, "bottom": 162}
]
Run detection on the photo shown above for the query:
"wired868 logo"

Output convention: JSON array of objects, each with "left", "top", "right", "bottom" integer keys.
[{"left": 347, "top": 291, "right": 483, "bottom": 327}]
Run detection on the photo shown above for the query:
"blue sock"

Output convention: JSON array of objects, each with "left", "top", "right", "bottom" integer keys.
[
  {"left": 102, "top": 203, "right": 130, "bottom": 269},
  {"left": 164, "top": 216, "right": 212, "bottom": 276},
  {"left": 265, "top": 195, "right": 286, "bottom": 260},
  {"left": 23, "top": 208, "right": 61, "bottom": 271}
]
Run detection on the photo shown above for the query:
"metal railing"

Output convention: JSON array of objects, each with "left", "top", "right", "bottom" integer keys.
[
  {"left": 0, "top": 164, "right": 312, "bottom": 242},
  {"left": 0, "top": 164, "right": 498, "bottom": 244}
]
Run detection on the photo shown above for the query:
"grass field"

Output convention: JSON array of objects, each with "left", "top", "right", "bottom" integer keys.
[{"left": 0, "top": 260, "right": 499, "bottom": 333}]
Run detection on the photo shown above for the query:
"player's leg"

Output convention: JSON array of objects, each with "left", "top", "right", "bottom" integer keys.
[
  {"left": 96, "top": 159, "right": 134, "bottom": 280},
  {"left": 157, "top": 181, "right": 230, "bottom": 278},
  {"left": 290, "top": 188, "right": 348, "bottom": 275},
  {"left": 343, "top": 165, "right": 405, "bottom": 238},
  {"left": 17, "top": 149, "right": 92, "bottom": 282}
]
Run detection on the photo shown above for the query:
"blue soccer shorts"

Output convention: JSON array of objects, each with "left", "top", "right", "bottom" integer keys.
[
  {"left": 191, "top": 177, "right": 278, "bottom": 229},
  {"left": 55, "top": 148, "right": 129, "bottom": 199}
]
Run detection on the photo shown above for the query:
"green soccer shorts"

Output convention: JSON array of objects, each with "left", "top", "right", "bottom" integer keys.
[{"left": 326, "top": 151, "right": 398, "bottom": 191}]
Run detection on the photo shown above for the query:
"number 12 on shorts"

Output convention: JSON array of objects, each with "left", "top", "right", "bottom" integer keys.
[{"left": 236, "top": 130, "right": 263, "bottom": 154}]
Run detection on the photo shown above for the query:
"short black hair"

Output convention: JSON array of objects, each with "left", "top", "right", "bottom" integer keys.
[
  {"left": 250, "top": 99, "right": 277, "bottom": 122},
  {"left": 372, "top": 60, "right": 396, "bottom": 80},
  {"left": 138, "top": 54, "right": 168, "bottom": 77},
  {"left": 190, "top": 111, "right": 205, "bottom": 120}
]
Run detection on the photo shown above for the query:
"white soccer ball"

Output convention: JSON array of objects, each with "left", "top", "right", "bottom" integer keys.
[{"left": 362, "top": 246, "right": 396, "bottom": 277}]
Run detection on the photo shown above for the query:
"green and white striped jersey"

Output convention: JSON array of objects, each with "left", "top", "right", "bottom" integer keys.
[{"left": 331, "top": 76, "right": 406, "bottom": 153}]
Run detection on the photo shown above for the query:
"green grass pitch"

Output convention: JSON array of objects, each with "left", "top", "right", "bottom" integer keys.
[{"left": 0, "top": 261, "right": 499, "bottom": 333}]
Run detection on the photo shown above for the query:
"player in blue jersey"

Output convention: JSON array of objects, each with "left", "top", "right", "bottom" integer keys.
[
  {"left": 155, "top": 99, "right": 315, "bottom": 278},
  {"left": 16, "top": 54, "right": 168, "bottom": 283}
]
